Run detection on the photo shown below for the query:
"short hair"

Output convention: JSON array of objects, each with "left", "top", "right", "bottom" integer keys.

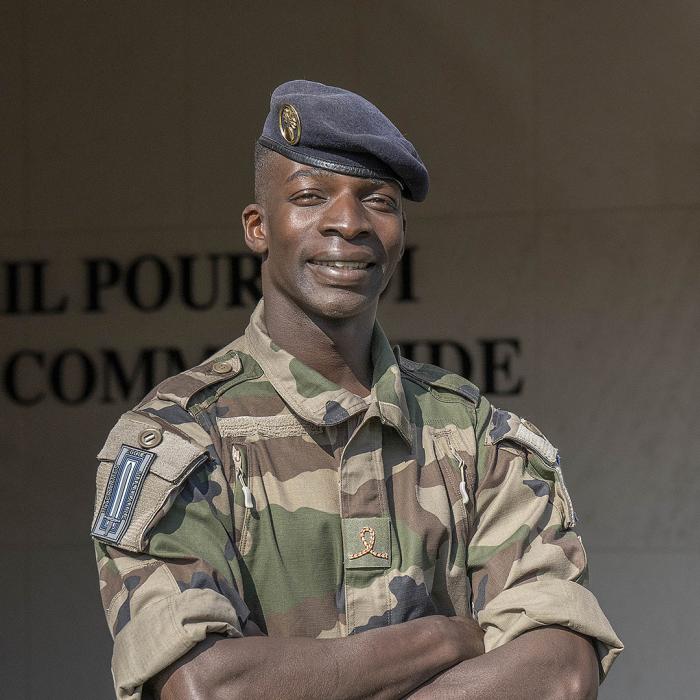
[{"left": 254, "top": 142, "right": 275, "bottom": 204}]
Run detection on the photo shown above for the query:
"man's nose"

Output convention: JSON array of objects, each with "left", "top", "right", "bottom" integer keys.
[{"left": 319, "top": 193, "right": 371, "bottom": 240}]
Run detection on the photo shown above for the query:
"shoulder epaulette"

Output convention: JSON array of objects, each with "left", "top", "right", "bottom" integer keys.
[
  {"left": 484, "top": 407, "right": 558, "bottom": 466},
  {"left": 152, "top": 349, "right": 243, "bottom": 411},
  {"left": 397, "top": 355, "right": 480, "bottom": 405}
]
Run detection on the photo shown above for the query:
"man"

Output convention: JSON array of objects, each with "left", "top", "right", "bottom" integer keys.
[{"left": 92, "top": 80, "right": 622, "bottom": 699}]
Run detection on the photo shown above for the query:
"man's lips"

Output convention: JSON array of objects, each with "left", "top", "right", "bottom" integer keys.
[
  {"left": 306, "top": 259, "right": 377, "bottom": 285},
  {"left": 308, "top": 260, "right": 374, "bottom": 270}
]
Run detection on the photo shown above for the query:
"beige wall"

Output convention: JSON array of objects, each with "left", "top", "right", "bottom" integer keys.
[{"left": 2, "top": 2, "right": 699, "bottom": 697}]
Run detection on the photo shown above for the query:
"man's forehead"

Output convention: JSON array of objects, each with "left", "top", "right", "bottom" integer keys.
[{"left": 282, "top": 164, "right": 400, "bottom": 191}]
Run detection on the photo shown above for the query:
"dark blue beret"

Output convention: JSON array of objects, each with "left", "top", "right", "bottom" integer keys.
[{"left": 258, "top": 80, "right": 429, "bottom": 201}]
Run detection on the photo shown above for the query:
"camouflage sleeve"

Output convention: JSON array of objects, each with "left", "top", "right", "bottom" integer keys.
[
  {"left": 92, "top": 403, "right": 250, "bottom": 700},
  {"left": 468, "top": 401, "right": 623, "bottom": 679}
]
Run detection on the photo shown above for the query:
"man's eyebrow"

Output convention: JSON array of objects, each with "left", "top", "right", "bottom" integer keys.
[
  {"left": 285, "top": 168, "right": 330, "bottom": 184},
  {"left": 285, "top": 168, "right": 399, "bottom": 191}
]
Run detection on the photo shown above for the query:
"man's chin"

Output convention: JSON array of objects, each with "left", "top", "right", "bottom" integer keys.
[{"left": 304, "top": 290, "right": 377, "bottom": 322}]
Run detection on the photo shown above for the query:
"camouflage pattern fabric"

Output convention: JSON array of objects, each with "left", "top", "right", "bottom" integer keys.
[{"left": 92, "top": 301, "right": 623, "bottom": 699}]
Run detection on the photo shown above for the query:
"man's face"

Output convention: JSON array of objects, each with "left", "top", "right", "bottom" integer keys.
[{"left": 244, "top": 152, "right": 405, "bottom": 322}]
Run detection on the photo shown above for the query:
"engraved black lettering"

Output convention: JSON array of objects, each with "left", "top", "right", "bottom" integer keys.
[
  {"left": 101, "top": 349, "right": 156, "bottom": 403},
  {"left": 3, "top": 350, "right": 45, "bottom": 405},
  {"left": 179, "top": 254, "right": 220, "bottom": 310},
  {"left": 2, "top": 260, "right": 67, "bottom": 314},
  {"left": 226, "top": 253, "right": 262, "bottom": 307},
  {"left": 397, "top": 245, "right": 418, "bottom": 302},
  {"left": 84, "top": 258, "right": 121, "bottom": 312},
  {"left": 125, "top": 256, "right": 172, "bottom": 311},
  {"left": 51, "top": 349, "right": 95, "bottom": 404},
  {"left": 481, "top": 338, "right": 523, "bottom": 395}
]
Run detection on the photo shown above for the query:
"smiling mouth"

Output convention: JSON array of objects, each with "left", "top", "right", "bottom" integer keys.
[{"left": 308, "top": 260, "right": 374, "bottom": 270}]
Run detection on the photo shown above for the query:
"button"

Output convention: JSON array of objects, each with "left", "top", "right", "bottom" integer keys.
[
  {"left": 138, "top": 428, "right": 162, "bottom": 449},
  {"left": 211, "top": 360, "right": 233, "bottom": 375}
]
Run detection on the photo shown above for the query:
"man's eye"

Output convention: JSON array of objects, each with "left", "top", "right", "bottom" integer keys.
[
  {"left": 291, "top": 191, "right": 324, "bottom": 205},
  {"left": 364, "top": 195, "right": 397, "bottom": 211}
]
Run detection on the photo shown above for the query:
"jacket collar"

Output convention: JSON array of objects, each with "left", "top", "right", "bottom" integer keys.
[{"left": 244, "top": 300, "right": 413, "bottom": 445}]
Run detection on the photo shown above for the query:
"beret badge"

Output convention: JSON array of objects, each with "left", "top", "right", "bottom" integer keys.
[{"left": 279, "top": 103, "right": 302, "bottom": 145}]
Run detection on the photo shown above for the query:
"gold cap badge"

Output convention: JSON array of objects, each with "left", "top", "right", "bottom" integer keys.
[{"left": 279, "top": 103, "right": 301, "bottom": 145}]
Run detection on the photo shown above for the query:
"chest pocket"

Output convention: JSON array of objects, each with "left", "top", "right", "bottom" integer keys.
[
  {"left": 226, "top": 435, "right": 342, "bottom": 556},
  {"left": 224, "top": 432, "right": 346, "bottom": 635}
]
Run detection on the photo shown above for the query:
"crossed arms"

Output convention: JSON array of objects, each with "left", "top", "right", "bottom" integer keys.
[{"left": 151, "top": 617, "right": 598, "bottom": 699}]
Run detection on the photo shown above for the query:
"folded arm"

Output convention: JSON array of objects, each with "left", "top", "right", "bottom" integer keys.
[
  {"left": 408, "top": 626, "right": 598, "bottom": 699},
  {"left": 151, "top": 615, "right": 485, "bottom": 700}
]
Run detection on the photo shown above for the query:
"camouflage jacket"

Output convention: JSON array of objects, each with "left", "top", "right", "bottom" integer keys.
[{"left": 92, "top": 301, "right": 622, "bottom": 699}]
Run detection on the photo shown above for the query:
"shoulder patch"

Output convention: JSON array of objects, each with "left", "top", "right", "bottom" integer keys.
[
  {"left": 91, "top": 444, "right": 156, "bottom": 543},
  {"left": 91, "top": 410, "right": 208, "bottom": 551},
  {"left": 485, "top": 408, "right": 559, "bottom": 466},
  {"left": 397, "top": 356, "right": 480, "bottom": 404},
  {"left": 154, "top": 350, "right": 242, "bottom": 410}
]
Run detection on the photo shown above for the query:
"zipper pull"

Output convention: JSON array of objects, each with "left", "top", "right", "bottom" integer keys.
[
  {"left": 459, "top": 479, "right": 470, "bottom": 506},
  {"left": 232, "top": 445, "right": 254, "bottom": 509},
  {"left": 450, "top": 443, "right": 469, "bottom": 506},
  {"left": 238, "top": 474, "right": 254, "bottom": 509}
]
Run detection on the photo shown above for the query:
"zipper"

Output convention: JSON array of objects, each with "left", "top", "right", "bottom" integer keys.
[{"left": 232, "top": 444, "right": 254, "bottom": 509}]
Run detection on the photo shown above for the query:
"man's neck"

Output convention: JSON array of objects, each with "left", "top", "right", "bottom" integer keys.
[{"left": 262, "top": 297, "right": 375, "bottom": 398}]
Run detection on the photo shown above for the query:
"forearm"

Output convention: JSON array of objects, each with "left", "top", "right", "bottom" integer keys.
[
  {"left": 153, "top": 615, "right": 478, "bottom": 700},
  {"left": 407, "top": 627, "right": 599, "bottom": 700}
]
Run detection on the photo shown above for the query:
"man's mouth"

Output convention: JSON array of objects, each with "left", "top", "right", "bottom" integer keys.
[{"left": 308, "top": 260, "right": 373, "bottom": 270}]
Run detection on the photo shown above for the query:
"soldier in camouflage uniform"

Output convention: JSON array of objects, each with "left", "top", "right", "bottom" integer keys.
[{"left": 92, "top": 81, "right": 622, "bottom": 699}]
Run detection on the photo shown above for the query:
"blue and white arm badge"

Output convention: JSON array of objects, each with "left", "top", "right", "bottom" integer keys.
[{"left": 91, "top": 445, "right": 156, "bottom": 543}]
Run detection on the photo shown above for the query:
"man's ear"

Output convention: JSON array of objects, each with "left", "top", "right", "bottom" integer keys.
[{"left": 242, "top": 204, "right": 268, "bottom": 255}]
